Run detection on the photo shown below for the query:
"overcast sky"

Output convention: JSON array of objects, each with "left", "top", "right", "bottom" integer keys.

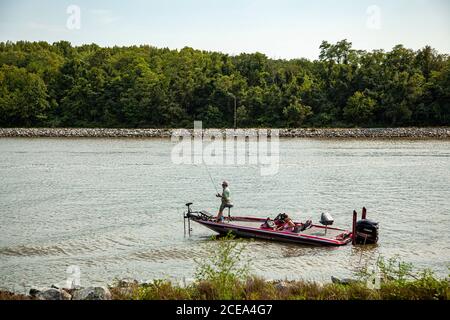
[{"left": 0, "top": 0, "right": 449, "bottom": 59}]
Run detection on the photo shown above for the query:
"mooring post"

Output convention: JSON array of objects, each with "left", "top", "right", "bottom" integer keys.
[
  {"left": 362, "top": 207, "right": 367, "bottom": 220},
  {"left": 352, "top": 210, "right": 358, "bottom": 245}
]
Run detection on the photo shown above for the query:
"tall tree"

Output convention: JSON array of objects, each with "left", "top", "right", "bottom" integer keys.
[{"left": 0, "top": 65, "right": 49, "bottom": 126}]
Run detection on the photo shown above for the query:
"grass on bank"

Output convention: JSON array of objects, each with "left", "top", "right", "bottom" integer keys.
[
  {"left": 110, "top": 234, "right": 449, "bottom": 300},
  {"left": 0, "top": 291, "right": 31, "bottom": 300}
]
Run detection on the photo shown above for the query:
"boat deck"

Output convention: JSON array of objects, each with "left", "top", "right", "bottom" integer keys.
[{"left": 223, "top": 217, "right": 348, "bottom": 240}]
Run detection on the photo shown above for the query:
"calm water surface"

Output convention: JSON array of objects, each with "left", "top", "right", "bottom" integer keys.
[{"left": 0, "top": 138, "right": 449, "bottom": 292}]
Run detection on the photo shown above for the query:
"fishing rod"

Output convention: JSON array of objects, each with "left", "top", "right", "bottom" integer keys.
[{"left": 203, "top": 162, "right": 219, "bottom": 194}]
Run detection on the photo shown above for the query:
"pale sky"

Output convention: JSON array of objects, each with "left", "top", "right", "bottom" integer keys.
[{"left": 0, "top": 0, "right": 449, "bottom": 59}]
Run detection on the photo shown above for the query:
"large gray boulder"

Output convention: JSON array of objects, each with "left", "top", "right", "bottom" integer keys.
[
  {"left": 35, "top": 288, "right": 72, "bottom": 300},
  {"left": 72, "top": 287, "right": 112, "bottom": 300},
  {"left": 51, "top": 282, "right": 79, "bottom": 289},
  {"left": 331, "top": 276, "right": 359, "bottom": 285},
  {"left": 29, "top": 288, "right": 43, "bottom": 297},
  {"left": 274, "top": 281, "right": 291, "bottom": 292}
]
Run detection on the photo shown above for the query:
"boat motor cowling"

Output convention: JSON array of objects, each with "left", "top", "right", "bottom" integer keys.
[
  {"left": 355, "top": 219, "right": 379, "bottom": 244},
  {"left": 320, "top": 212, "right": 334, "bottom": 226}
]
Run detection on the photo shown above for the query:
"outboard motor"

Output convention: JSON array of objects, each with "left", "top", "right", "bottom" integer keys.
[{"left": 355, "top": 219, "right": 379, "bottom": 244}]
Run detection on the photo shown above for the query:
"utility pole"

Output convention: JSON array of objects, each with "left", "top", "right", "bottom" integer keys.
[
  {"left": 233, "top": 95, "right": 237, "bottom": 130},
  {"left": 228, "top": 93, "right": 237, "bottom": 130}
]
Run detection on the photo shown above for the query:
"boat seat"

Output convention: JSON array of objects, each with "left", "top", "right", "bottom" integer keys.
[{"left": 224, "top": 203, "right": 234, "bottom": 218}]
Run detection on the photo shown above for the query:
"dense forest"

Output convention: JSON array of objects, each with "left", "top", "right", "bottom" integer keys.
[{"left": 0, "top": 40, "right": 449, "bottom": 128}]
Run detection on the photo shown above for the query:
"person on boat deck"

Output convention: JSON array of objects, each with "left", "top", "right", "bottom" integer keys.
[
  {"left": 276, "top": 214, "right": 296, "bottom": 232},
  {"left": 216, "top": 181, "right": 232, "bottom": 222}
]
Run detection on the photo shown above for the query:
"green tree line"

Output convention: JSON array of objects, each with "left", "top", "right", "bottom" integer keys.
[{"left": 0, "top": 40, "right": 449, "bottom": 128}]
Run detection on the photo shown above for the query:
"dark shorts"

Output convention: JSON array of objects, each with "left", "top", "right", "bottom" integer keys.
[{"left": 219, "top": 202, "right": 232, "bottom": 212}]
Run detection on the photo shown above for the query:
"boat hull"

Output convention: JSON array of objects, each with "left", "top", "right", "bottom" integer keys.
[{"left": 192, "top": 218, "right": 352, "bottom": 246}]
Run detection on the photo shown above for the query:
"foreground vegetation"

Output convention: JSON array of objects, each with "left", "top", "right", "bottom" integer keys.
[
  {"left": 109, "top": 276, "right": 449, "bottom": 300},
  {"left": 0, "top": 40, "right": 449, "bottom": 128},
  {"left": 110, "top": 236, "right": 449, "bottom": 300},
  {"left": 1, "top": 235, "right": 448, "bottom": 300}
]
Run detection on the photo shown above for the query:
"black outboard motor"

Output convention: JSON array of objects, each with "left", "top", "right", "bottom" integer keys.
[{"left": 355, "top": 219, "right": 379, "bottom": 244}]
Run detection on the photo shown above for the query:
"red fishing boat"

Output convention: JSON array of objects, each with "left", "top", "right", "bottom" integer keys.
[{"left": 183, "top": 203, "right": 378, "bottom": 246}]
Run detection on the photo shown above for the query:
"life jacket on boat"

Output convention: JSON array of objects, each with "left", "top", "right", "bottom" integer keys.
[
  {"left": 293, "top": 220, "right": 313, "bottom": 233},
  {"left": 261, "top": 218, "right": 275, "bottom": 230}
]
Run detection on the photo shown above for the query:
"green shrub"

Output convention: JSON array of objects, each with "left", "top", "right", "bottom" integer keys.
[
  {"left": 194, "top": 233, "right": 250, "bottom": 300},
  {"left": 134, "top": 280, "right": 193, "bottom": 300}
]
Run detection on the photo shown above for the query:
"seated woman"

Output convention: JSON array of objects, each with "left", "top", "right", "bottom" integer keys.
[
  {"left": 276, "top": 214, "right": 296, "bottom": 232},
  {"left": 274, "top": 213, "right": 287, "bottom": 229}
]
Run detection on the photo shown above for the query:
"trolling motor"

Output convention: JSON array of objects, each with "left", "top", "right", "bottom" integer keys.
[
  {"left": 183, "top": 202, "right": 214, "bottom": 236},
  {"left": 183, "top": 203, "right": 193, "bottom": 236}
]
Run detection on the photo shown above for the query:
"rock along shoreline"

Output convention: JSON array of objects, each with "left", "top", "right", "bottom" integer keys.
[
  {"left": 0, "top": 276, "right": 357, "bottom": 300},
  {"left": 0, "top": 127, "right": 449, "bottom": 138}
]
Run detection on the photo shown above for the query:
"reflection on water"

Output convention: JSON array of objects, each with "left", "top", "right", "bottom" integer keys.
[{"left": 0, "top": 138, "right": 449, "bottom": 292}]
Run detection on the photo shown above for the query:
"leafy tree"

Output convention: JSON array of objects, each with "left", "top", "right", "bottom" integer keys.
[
  {"left": 343, "top": 91, "right": 377, "bottom": 125},
  {"left": 283, "top": 99, "right": 312, "bottom": 127},
  {"left": 236, "top": 105, "right": 250, "bottom": 127},
  {"left": 423, "top": 60, "right": 450, "bottom": 125},
  {"left": 0, "top": 40, "right": 448, "bottom": 128},
  {"left": 0, "top": 65, "right": 49, "bottom": 126}
]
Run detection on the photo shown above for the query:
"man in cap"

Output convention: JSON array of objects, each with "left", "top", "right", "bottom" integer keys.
[{"left": 216, "top": 181, "right": 232, "bottom": 222}]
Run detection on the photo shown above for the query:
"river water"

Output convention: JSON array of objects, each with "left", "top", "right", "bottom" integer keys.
[{"left": 0, "top": 138, "right": 449, "bottom": 292}]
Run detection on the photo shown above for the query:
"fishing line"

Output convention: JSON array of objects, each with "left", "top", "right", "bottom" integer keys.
[{"left": 203, "top": 161, "right": 219, "bottom": 194}]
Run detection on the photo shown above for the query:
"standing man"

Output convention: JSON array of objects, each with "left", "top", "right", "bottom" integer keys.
[{"left": 216, "top": 181, "right": 232, "bottom": 222}]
